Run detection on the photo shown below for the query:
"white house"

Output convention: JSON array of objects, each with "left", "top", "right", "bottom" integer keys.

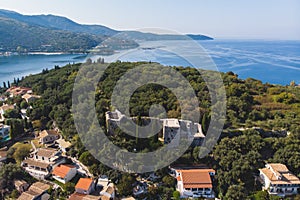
[
  {"left": 35, "top": 148, "right": 61, "bottom": 163},
  {"left": 259, "top": 163, "right": 300, "bottom": 197},
  {"left": 52, "top": 164, "right": 77, "bottom": 184},
  {"left": 37, "top": 130, "right": 60, "bottom": 144},
  {"left": 75, "top": 178, "right": 95, "bottom": 195},
  {"left": 22, "top": 159, "right": 51, "bottom": 179},
  {"left": 175, "top": 169, "right": 215, "bottom": 198},
  {"left": 22, "top": 148, "right": 64, "bottom": 179}
]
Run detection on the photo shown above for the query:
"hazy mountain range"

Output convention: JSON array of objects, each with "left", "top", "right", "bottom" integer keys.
[{"left": 0, "top": 9, "right": 213, "bottom": 53}]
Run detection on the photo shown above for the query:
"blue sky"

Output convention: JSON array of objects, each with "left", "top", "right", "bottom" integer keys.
[{"left": 0, "top": 0, "right": 299, "bottom": 39}]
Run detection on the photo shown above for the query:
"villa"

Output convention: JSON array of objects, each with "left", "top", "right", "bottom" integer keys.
[
  {"left": 75, "top": 178, "right": 95, "bottom": 195},
  {"left": 37, "top": 130, "right": 60, "bottom": 144},
  {"left": 52, "top": 164, "right": 77, "bottom": 184},
  {"left": 259, "top": 163, "right": 300, "bottom": 197},
  {"left": 174, "top": 168, "right": 215, "bottom": 198},
  {"left": 22, "top": 159, "right": 51, "bottom": 179},
  {"left": 22, "top": 148, "right": 65, "bottom": 179},
  {"left": 34, "top": 148, "right": 61, "bottom": 163},
  {"left": 6, "top": 86, "right": 32, "bottom": 97}
]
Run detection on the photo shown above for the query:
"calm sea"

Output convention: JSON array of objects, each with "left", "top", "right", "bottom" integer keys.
[
  {"left": 1, "top": 40, "right": 300, "bottom": 86},
  {"left": 0, "top": 53, "right": 85, "bottom": 85}
]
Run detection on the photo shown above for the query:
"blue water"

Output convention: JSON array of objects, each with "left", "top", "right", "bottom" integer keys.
[
  {"left": 201, "top": 40, "right": 300, "bottom": 85},
  {"left": 101, "top": 40, "right": 300, "bottom": 85},
  {"left": 0, "top": 54, "right": 85, "bottom": 85},
  {"left": 1, "top": 40, "right": 300, "bottom": 85}
]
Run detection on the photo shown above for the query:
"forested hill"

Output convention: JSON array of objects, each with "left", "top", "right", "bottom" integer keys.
[
  {"left": 0, "top": 9, "right": 213, "bottom": 52},
  {"left": 0, "top": 9, "right": 118, "bottom": 36},
  {"left": 0, "top": 17, "right": 103, "bottom": 52},
  {"left": 3, "top": 62, "right": 300, "bottom": 198},
  {"left": 18, "top": 62, "right": 300, "bottom": 136}
]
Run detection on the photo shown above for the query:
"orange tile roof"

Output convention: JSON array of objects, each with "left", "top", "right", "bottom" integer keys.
[
  {"left": 52, "top": 164, "right": 75, "bottom": 179},
  {"left": 75, "top": 178, "right": 93, "bottom": 191},
  {"left": 179, "top": 169, "right": 213, "bottom": 189}
]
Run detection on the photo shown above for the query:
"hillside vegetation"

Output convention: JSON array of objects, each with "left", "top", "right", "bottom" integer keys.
[{"left": 7, "top": 62, "right": 300, "bottom": 199}]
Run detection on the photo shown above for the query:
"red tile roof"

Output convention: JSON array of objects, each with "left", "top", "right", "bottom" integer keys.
[
  {"left": 178, "top": 169, "right": 214, "bottom": 189},
  {"left": 52, "top": 164, "right": 75, "bottom": 179},
  {"left": 75, "top": 178, "right": 93, "bottom": 191}
]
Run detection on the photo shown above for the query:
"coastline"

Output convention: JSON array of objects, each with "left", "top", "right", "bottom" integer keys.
[{"left": 1, "top": 39, "right": 300, "bottom": 87}]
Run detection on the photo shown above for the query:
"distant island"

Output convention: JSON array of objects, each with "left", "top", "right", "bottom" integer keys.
[{"left": 0, "top": 9, "right": 213, "bottom": 54}]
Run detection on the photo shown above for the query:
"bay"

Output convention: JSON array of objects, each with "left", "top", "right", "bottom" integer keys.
[
  {"left": 0, "top": 53, "right": 85, "bottom": 85},
  {"left": 1, "top": 40, "right": 300, "bottom": 86}
]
